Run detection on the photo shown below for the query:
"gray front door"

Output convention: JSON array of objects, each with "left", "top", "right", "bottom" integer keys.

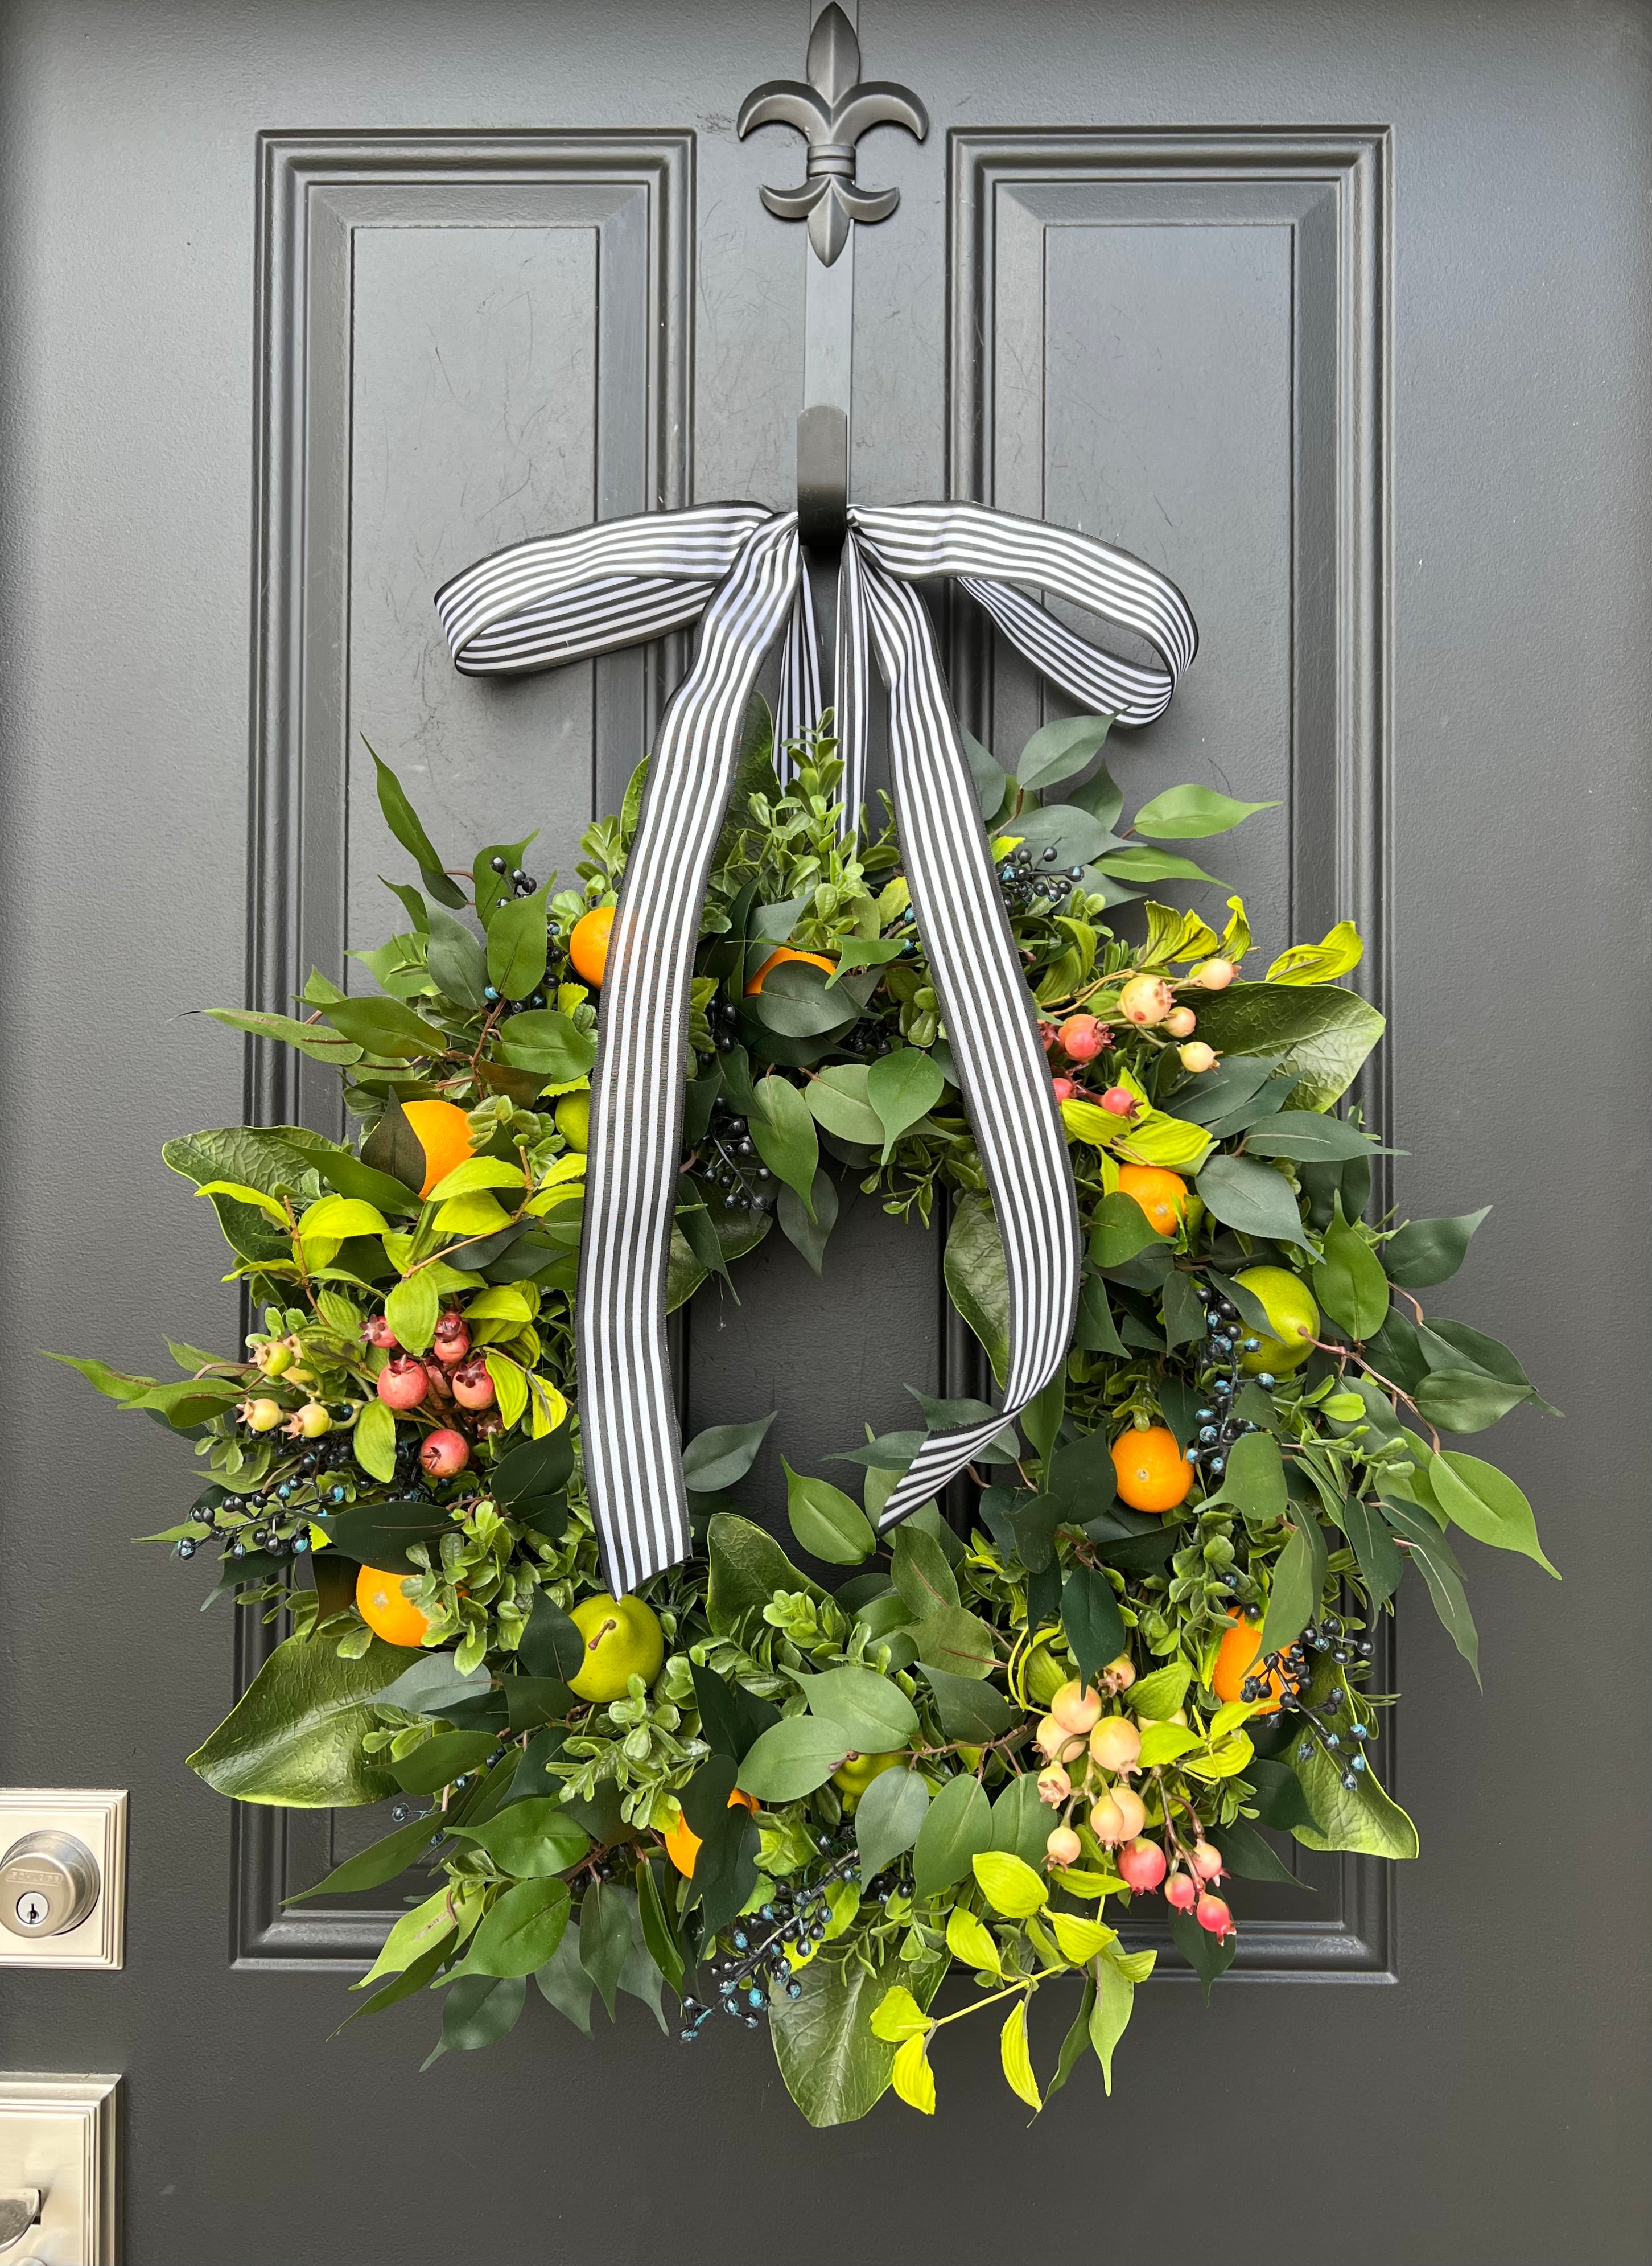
[{"left": 3, "top": 5, "right": 1646, "bottom": 2261}]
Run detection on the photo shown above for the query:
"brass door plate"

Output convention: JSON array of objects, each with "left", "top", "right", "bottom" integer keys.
[
  {"left": 0, "top": 1798, "right": 125, "bottom": 1972},
  {"left": 0, "top": 2076, "right": 118, "bottom": 2264}
]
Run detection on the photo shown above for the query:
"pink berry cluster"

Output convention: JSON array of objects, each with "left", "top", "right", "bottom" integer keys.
[
  {"left": 365, "top": 1310, "right": 497, "bottom": 1479},
  {"left": 1034, "top": 1670, "right": 1235, "bottom": 1943},
  {"left": 1043, "top": 956, "right": 1238, "bottom": 1109}
]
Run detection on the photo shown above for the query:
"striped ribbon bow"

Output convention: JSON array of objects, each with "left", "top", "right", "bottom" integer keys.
[{"left": 436, "top": 501, "right": 1196, "bottom": 1595}]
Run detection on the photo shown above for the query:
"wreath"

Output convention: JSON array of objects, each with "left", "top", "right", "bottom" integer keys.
[{"left": 55, "top": 707, "right": 1556, "bottom": 2124}]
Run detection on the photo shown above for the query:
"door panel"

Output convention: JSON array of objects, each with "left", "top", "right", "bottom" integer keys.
[{"left": 2, "top": 5, "right": 1646, "bottom": 2263}]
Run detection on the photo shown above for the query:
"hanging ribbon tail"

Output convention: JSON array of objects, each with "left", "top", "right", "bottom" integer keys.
[
  {"left": 855, "top": 557, "right": 1082, "bottom": 1522},
  {"left": 577, "top": 513, "right": 804, "bottom": 1594},
  {"left": 437, "top": 495, "right": 1195, "bottom": 1593}
]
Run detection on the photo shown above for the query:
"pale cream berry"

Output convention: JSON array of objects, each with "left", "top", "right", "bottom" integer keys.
[
  {"left": 1179, "top": 1042, "right": 1218, "bottom": 1073},
  {"left": 1119, "top": 974, "right": 1175, "bottom": 1027},
  {"left": 1163, "top": 1006, "right": 1197, "bottom": 1038},
  {"left": 1088, "top": 1717, "right": 1143, "bottom": 1773}
]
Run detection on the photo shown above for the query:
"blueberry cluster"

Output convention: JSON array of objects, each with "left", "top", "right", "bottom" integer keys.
[
  {"left": 678, "top": 1837, "right": 881, "bottom": 2041},
  {"left": 1291, "top": 1618, "right": 1378, "bottom": 1791},
  {"left": 702, "top": 1103, "right": 775, "bottom": 1214},
  {"left": 1184, "top": 1287, "right": 1269, "bottom": 1487},
  {"left": 998, "top": 842, "right": 1085, "bottom": 912},
  {"left": 708, "top": 996, "right": 741, "bottom": 1052},
  {"left": 176, "top": 1424, "right": 368, "bottom": 1562}
]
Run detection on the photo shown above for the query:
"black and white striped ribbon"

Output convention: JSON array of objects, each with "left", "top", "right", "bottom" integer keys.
[{"left": 436, "top": 501, "right": 1196, "bottom": 1594}]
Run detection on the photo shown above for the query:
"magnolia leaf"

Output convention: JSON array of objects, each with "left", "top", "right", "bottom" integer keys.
[
  {"left": 186, "top": 1633, "right": 403, "bottom": 1806},
  {"left": 944, "top": 1194, "right": 1010, "bottom": 1385},
  {"left": 1190, "top": 982, "right": 1385, "bottom": 1110},
  {"left": 771, "top": 1943, "right": 933, "bottom": 2128}
]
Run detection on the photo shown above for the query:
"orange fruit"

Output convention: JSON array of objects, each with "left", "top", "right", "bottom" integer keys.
[
  {"left": 743, "top": 946, "right": 837, "bottom": 997},
  {"left": 399, "top": 1099, "right": 475, "bottom": 1200},
  {"left": 1116, "top": 1165, "right": 1189, "bottom": 1237},
  {"left": 355, "top": 1562, "right": 434, "bottom": 1648},
  {"left": 1212, "top": 1612, "right": 1301, "bottom": 1714},
  {"left": 1110, "top": 1424, "right": 1194, "bottom": 1513},
  {"left": 662, "top": 1787, "right": 759, "bottom": 1878},
  {"left": 569, "top": 904, "right": 615, "bottom": 986}
]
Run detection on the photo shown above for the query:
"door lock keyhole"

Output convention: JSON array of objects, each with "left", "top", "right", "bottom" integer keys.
[{"left": 0, "top": 1831, "right": 100, "bottom": 1940}]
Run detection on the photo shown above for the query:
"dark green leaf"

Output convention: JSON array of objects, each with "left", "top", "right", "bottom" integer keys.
[
  {"left": 447, "top": 1796, "right": 590, "bottom": 1878},
  {"left": 185, "top": 1632, "right": 402, "bottom": 1807},
  {"left": 285, "top": 1812, "right": 444, "bottom": 1902},
  {"left": 1196, "top": 1155, "right": 1313, "bottom": 1251},
  {"left": 424, "top": 906, "right": 489, "bottom": 1012},
  {"left": 1381, "top": 1500, "right": 1481, "bottom": 1681},
  {"left": 735, "top": 1718, "right": 850, "bottom": 1802},
  {"left": 1243, "top": 1111, "right": 1388, "bottom": 1162},
  {"left": 1167, "top": 1904, "right": 1237, "bottom": 2003},
  {"left": 498, "top": 1008, "right": 595, "bottom": 1080},
  {"left": 944, "top": 1194, "right": 1010, "bottom": 1385},
  {"left": 1332, "top": 1494, "right": 1404, "bottom": 1610},
  {"left": 1066, "top": 762, "right": 1124, "bottom": 830},
  {"left": 912, "top": 1773, "right": 994, "bottom": 1898},
  {"left": 1414, "top": 1368, "right": 1529, "bottom": 1433},
  {"left": 682, "top": 1411, "right": 777, "bottom": 1495},
  {"left": 1164, "top": 1055, "right": 1287, "bottom": 1128},
  {"left": 778, "top": 1166, "right": 839, "bottom": 1274},
  {"left": 390, "top": 1730, "right": 501, "bottom": 1796},
  {"left": 517, "top": 1591, "right": 586, "bottom": 1681},
  {"left": 785, "top": 1461, "right": 876, "bottom": 1565},
  {"left": 854, "top": 1765, "right": 931, "bottom": 1877},
  {"left": 1259, "top": 1507, "right": 1323, "bottom": 1655},
  {"left": 322, "top": 994, "right": 448, "bottom": 1059},
  {"left": 1088, "top": 1190, "right": 1165, "bottom": 1268},
  {"left": 689, "top": 1663, "right": 780, "bottom": 1763},
  {"left": 361, "top": 1095, "right": 429, "bottom": 1191},
  {"left": 752, "top": 959, "right": 862, "bottom": 1039},
  {"left": 1212, "top": 1429, "right": 1286, "bottom": 1525},
  {"left": 751, "top": 1074, "right": 821, "bottom": 1216},
  {"left": 1184, "top": 983, "right": 1385, "bottom": 1111},
  {"left": 493, "top": 1424, "right": 576, "bottom": 1506},
  {"left": 989, "top": 1772, "right": 1051, "bottom": 1868},
  {"left": 578, "top": 1879, "right": 632, "bottom": 2018},
  {"left": 636, "top": 1857, "right": 686, "bottom": 1994},
  {"left": 679, "top": 1754, "right": 761, "bottom": 1931},
  {"left": 1161, "top": 1269, "right": 1206, "bottom": 1348},
  {"left": 1382, "top": 1206, "right": 1492, "bottom": 1288},
  {"left": 770, "top": 1939, "right": 932, "bottom": 2127},
  {"left": 1045, "top": 1972, "right": 1098, "bottom": 2105},
  {"left": 1014, "top": 803, "right": 1124, "bottom": 866},
  {"left": 1246, "top": 1757, "right": 1315, "bottom": 1832},
  {"left": 1212, "top": 1817, "right": 1309, "bottom": 1887},
  {"left": 534, "top": 1920, "right": 594, "bottom": 2033},
  {"left": 918, "top": 1665, "right": 1015, "bottom": 1743},
  {"left": 706, "top": 1514, "right": 825, "bottom": 1639},
  {"left": 421, "top": 1973, "right": 526, "bottom": 2068},
  {"left": 890, "top": 1523, "right": 961, "bottom": 1618},
  {"left": 1312, "top": 1203, "right": 1390, "bottom": 1339},
  {"left": 1061, "top": 1564, "right": 1127, "bottom": 1686},
  {"left": 1431, "top": 1451, "right": 1558, "bottom": 1576},
  {"left": 798, "top": 1663, "right": 920, "bottom": 1750},
  {"left": 486, "top": 882, "right": 553, "bottom": 1000},
  {"left": 370, "top": 747, "right": 467, "bottom": 909}
]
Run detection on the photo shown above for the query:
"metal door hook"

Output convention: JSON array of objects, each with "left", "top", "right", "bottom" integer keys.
[{"left": 797, "top": 405, "right": 848, "bottom": 553}]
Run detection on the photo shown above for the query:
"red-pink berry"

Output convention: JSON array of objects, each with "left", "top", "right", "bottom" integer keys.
[
  {"left": 419, "top": 1428, "right": 471, "bottom": 1478},
  {"left": 376, "top": 1355, "right": 429, "bottom": 1410},
  {"left": 431, "top": 1311, "right": 471, "bottom": 1367},
  {"left": 363, "top": 1314, "right": 398, "bottom": 1351},
  {"left": 1039, "top": 1021, "right": 1061, "bottom": 1054},
  {"left": 1050, "top": 1076, "right": 1080, "bottom": 1103},
  {"left": 1195, "top": 1893, "right": 1235, "bottom": 1939},
  {"left": 1099, "top": 1086, "right": 1137, "bottom": 1117},
  {"left": 1059, "top": 1014, "right": 1108, "bottom": 1063},
  {"left": 1117, "top": 1837, "right": 1167, "bottom": 1893},
  {"left": 1164, "top": 1869, "right": 1197, "bottom": 1911},
  {"left": 451, "top": 1354, "right": 496, "bottom": 1410}
]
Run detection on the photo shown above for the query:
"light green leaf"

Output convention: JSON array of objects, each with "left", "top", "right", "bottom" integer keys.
[
  {"left": 1131, "top": 783, "right": 1279, "bottom": 839},
  {"left": 1136, "top": 1722, "right": 1200, "bottom": 1767},
  {"left": 735, "top": 1718, "right": 850, "bottom": 1802},
  {"left": 451, "top": 1878, "right": 571, "bottom": 1979},
  {"left": 1431, "top": 1450, "right": 1558, "bottom": 1578},
  {"left": 1313, "top": 1204, "right": 1390, "bottom": 1339},
  {"left": 353, "top": 1397, "right": 397, "bottom": 1483},
  {"left": 447, "top": 1796, "right": 591, "bottom": 1878},
  {"left": 1097, "top": 845, "right": 1222, "bottom": 885},
  {"left": 1090, "top": 1956, "right": 1134, "bottom": 2095},
  {"left": 751, "top": 1074, "right": 821, "bottom": 1219},
  {"left": 186, "top": 1632, "right": 402, "bottom": 1806},
  {"left": 498, "top": 1007, "right": 595, "bottom": 1080},
  {"left": 784, "top": 1462, "right": 876, "bottom": 1564},
  {"left": 486, "top": 881, "right": 552, "bottom": 1000},
  {"left": 299, "top": 1194, "right": 392, "bottom": 1243},
  {"left": 1292, "top": 1745, "right": 1419, "bottom": 1860},
  {"left": 204, "top": 1008, "right": 364, "bottom": 1067},
  {"left": 867, "top": 1047, "right": 945, "bottom": 1159},
  {"left": 805, "top": 1063, "right": 885, "bottom": 1146}
]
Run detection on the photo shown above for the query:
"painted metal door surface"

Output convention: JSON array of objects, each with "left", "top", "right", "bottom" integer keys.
[{"left": 1, "top": 3, "right": 1646, "bottom": 2260}]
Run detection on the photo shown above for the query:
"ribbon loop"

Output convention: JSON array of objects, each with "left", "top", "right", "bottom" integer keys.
[{"left": 436, "top": 498, "right": 1195, "bottom": 1593}]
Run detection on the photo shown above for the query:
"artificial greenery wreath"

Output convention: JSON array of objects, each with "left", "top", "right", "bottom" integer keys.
[{"left": 55, "top": 705, "right": 1556, "bottom": 2122}]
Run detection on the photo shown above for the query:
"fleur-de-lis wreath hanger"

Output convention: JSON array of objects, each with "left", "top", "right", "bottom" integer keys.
[
  {"left": 736, "top": 2, "right": 928, "bottom": 266},
  {"left": 436, "top": 11, "right": 1198, "bottom": 1597}
]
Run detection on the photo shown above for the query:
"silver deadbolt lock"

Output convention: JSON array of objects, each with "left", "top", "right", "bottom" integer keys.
[{"left": 0, "top": 1832, "right": 100, "bottom": 1941}]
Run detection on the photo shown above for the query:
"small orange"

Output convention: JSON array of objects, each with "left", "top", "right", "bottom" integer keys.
[
  {"left": 662, "top": 1787, "right": 759, "bottom": 1878},
  {"left": 399, "top": 1099, "right": 474, "bottom": 1200},
  {"left": 1116, "top": 1165, "right": 1189, "bottom": 1237},
  {"left": 743, "top": 946, "right": 837, "bottom": 997},
  {"left": 1212, "top": 1611, "right": 1301, "bottom": 1714},
  {"left": 1110, "top": 1424, "right": 1194, "bottom": 1513},
  {"left": 569, "top": 904, "right": 615, "bottom": 987},
  {"left": 355, "top": 1561, "right": 434, "bottom": 1648}
]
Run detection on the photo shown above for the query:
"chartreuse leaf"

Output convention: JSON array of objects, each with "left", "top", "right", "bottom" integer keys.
[
  {"left": 870, "top": 1984, "right": 931, "bottom": 2042},
  {"left": 1000, "top": 1998, "right": 1043, "bottom": 2109},
  {"left": 972, "top": 1849, "right": 1048, "bottom": 1918},
  {"left": 784, "top": 1461, "right": 876, "bottom": 1564},
  {"left": 913, "top": 1775, "right": 993, "bottom": 1899},
  {"left": 1049, "top": 1910, "right": 1114, "bottom": 1964},
  {"left": 187, "top": 1634, "right": 403, "bottom": 1806},
  {"left": 384, "top": 1269, "right": 439, "bottom": 1354},
  {"left": 751, "top": 1074, "right": 821, "bottom": 1218},
  {"left": 945, "top": 1906, "right": 1002, "bottom": 1976},
  {"left": 1132, "top": 783, "right": 1279, "bottom": 839},
  {"left": 889, "top": 2035, "right": 937, "bottom": 2115},
  {"left": 1266, "top": 921, "right": 1364, "bottom": 985}
]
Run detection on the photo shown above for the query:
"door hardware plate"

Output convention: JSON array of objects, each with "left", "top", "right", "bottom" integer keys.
[
  {"left": 0, "top": 1799, "right": 125, "bottom": 1971},
  {"left": 0, "top": 2078, "right": 118, "bottom": 2265}
]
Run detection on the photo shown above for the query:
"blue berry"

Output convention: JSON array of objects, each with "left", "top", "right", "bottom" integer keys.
[{"left": 1257, "top": 1372, "right": 1276, "bottom": 1389}]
